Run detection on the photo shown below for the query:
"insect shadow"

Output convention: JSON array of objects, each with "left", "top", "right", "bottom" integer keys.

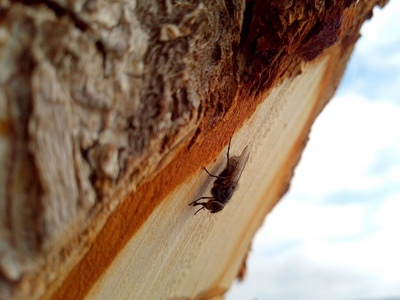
[{"left": 189, "top": 137, "right": 249, "bottom": 215}]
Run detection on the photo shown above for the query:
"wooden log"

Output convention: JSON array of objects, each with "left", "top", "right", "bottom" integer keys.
[{"left": 0, "top": 0, "right": 388, "bottom": 299}]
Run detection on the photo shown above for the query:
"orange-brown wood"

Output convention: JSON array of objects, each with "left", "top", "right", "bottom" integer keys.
[{"left": 53, "top": 43, "right": 349, "bottom": 299}]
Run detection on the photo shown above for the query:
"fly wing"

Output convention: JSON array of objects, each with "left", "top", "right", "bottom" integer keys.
[{"left": 230, "top": 145, "right": 249, "bottom": 184}]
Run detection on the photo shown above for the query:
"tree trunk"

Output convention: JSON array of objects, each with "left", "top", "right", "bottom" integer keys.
[{"left": 0, "top": 0, "right": 388, "bottom": 299}]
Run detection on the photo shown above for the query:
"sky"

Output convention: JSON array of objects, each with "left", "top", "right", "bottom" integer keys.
[{"left": 227, "top": 2, "right": 400, "bottom": 299}]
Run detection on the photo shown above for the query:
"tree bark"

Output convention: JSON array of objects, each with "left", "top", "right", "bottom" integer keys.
[{"left": 0, "top": 0, "right": 388, "bottom": 299}]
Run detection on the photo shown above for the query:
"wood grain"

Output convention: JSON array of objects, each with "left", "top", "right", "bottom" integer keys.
[
  {"left": 0, "top": 0, "right": 387, "bottom": 298},
  {"left": 57, "top": 53, "right": 332, "bottom": 299}
]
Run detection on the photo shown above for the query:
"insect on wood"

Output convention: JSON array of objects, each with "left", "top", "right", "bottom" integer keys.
[{"left": 189, "top": 137, "right": 249, "bottom": 215}]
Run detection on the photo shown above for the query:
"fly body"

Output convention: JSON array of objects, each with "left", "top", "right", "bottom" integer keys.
[{"left": 189, "top": 137, "right": 249, "bottom": 215}]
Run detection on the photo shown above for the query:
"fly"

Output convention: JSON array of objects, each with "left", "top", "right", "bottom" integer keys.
[{"left": 189, "top": 137, "right": 249, "bottom": 215}]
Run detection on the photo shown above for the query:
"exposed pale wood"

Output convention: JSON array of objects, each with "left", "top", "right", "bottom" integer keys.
[
  {"left": 0, "top": 0, "right": 388, "bottom": 299},
  {"left": 79, "top": 55, "right": 329, "bottom": 299}
]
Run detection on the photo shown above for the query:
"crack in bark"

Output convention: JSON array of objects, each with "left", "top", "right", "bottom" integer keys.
[{"left": 11, "top": 0, "right": 88, "bottom": 31}]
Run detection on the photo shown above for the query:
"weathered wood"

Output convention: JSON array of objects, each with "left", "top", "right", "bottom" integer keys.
[{"left": 0, "top": 0, "right": 388, "bottom": 299}]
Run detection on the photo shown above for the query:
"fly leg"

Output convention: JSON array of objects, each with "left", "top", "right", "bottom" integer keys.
[
  {"left": 226, "top": 136, "right": 232, "bottom": 168},
  {"left": 203, "top": 167, "right": 225, "bottom": 179},
  {"left": 188, "top": 196, "right": 214, "bottom": 206},
  {"left": 194, "top": 206, "right": 206, "bottom": 215},
  {"left": 189, "top": 197, "right": 214, "bottom": 215}
]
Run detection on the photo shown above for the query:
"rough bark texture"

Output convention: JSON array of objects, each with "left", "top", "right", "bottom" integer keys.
[{"left": 0, "top": 0, "right": 388, "bottom": 299}]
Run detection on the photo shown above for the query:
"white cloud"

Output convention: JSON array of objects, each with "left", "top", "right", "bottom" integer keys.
[
  {"left": 340, "top": 1, "right": 400, "bottom": 104},
  {"left": 387, "top": 165, "right": 400, "bottom": 183},
  {"left": 228, "top": 2, "right": 400, "bottom": 299},
  {"left": 228, "top": 192, "right": 400, "bottom": 300},
  {"left": 255, "top": 200, "right": 366, "bottom": 245},
  {"left": 227, "top": 254, "right": 380, "bottom": 300},
  {"left": 373, "top": 194, "right": 400, "bottom": 229},
  {"left": 357, "top": 1, "right": 400, "bottom": 67},
  {"left": 228, "top": 94, "right": 400, "bottom": 299},
  {"left": 292, "top": 95, "right": 400, "bottom": 198}
]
